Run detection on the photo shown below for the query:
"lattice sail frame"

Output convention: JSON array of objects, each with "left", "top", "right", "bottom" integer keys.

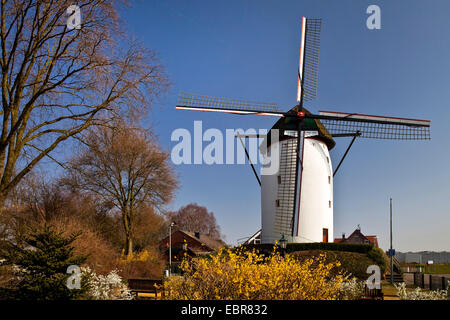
[
  {"left": 273, "top": 138, "right": 298, "bottom": 236},
  {"left": 318, "top": 111, "right": 431, "bottom": 140},
  {"left": 302, "top": 18, "right": 322, "bottom": 102},
  {"left": 177, "top": 92, "right": 281, "bottom": 113}
]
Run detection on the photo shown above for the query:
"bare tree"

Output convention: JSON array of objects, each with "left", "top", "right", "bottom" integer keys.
[
  {"left": 0, "top": 0, "right": 168, "bottom": 207},
  {"left": 167, "top": 203, "right": 223, "bottom": 240},
  {"left": 131, "top": 204, "right": 167, "bottom": 252},
  {"left": 63, "top": 124, "right": 177, "bottom": 256}
]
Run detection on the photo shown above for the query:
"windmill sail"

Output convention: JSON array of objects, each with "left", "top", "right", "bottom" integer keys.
[
  {"left": 317, "top": 111, "right": 431, "bottom": 140},
  {"left": 273, "top": 137, "right": 300, "bottom": 236},
  {"left": 297, "top": 18, "right": 322, "bottom": 104},
  {"left": 292, "top": 17, "right": 323, "bottom": 240},
  {"left": 176, "top": 92, "right": 284, "bottom": 117}
]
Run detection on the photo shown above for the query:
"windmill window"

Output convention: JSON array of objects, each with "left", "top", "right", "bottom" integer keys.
[
  {"left": 276, "top": 200, "right": 280, "bottom": 207},
  {"left": 278, "top": 175, "right": 282, "bottom": 184},
  {"left": 329, "top": 200, "right": 332, "bottom": 208},
  {"left": 326, "top": 157, "right": 329, "bottom": 163},
  {"left": 328, "top": 176, "right": 331, "bottom": 184}
]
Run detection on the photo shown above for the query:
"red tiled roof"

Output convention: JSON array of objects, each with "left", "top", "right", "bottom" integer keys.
[
  {"left": 333, "top": 231, "right": 379, "bottom": 248},
  {"left": 183, "top": 231, "right": 226, "bottom": 250},
  {"left": 366, "top": 235, "right": 379, "bottom": 248}
]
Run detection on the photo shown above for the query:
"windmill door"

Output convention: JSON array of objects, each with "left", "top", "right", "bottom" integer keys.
[{"left": 323, "top": 228, "right": 328, "bottom": 243}]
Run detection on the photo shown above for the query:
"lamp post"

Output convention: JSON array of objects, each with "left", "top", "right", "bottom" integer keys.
[
  {"left": 182, "top": 238, "right": 188, "bottom": 251},
  {"left": 279, "top": 234, "right": 287, "bottom": 257},
  {"left": 390, "top": 198, "right": 393, "bottom": 285},
  {"left": 169, "top": 222, "right": 176, "bottom": 276},
  {"left": 279, "top": 234, "right": 287, "bottom": 249}
]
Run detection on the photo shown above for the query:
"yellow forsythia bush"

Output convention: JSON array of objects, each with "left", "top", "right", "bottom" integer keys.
[
  {"left": 163, "top": 246, "right": 344, "bottom": 300},
  {"left": 117, "top": 249, "right": 164, "bottom": 279}
]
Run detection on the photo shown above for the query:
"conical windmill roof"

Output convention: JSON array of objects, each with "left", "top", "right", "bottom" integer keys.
[{"left": 261, "top": 105, "right": 335, "bottom": 152}]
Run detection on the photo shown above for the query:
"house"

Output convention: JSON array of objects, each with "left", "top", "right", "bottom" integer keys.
[
  {"left": 242, "top": 229, "right": 261, "bottom": 245},
  {"left": 159, "top": 230, "right": 226, "bottom": 268},
  {"left": 334, "top": 226, "right": 379, "bottom": 248}
]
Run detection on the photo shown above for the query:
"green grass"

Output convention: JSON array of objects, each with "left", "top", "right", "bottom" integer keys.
[
  {"left": 424, "top": 264, "right": 450, "bottom": 274},
  {"left": 381, "top": 281, "right": 432, "bottom": 296},
  {"left": 381, "top": 282, "right": 398, "bottom": 296}
]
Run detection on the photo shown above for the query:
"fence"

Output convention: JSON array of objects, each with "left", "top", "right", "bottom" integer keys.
[
  {"left": 413, "top": 273, "right": 450, "bottom": 291},
  {"left": 363, "top": 285, "right": 383, "bottom": 300},
  {"left": 401, "top": 266, "right": 424, "bottom": 273}
]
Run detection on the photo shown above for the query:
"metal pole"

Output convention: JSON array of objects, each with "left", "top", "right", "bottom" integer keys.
[
  {"left": 390, "top": 197, "right": 393, "bottom": 285},
  {"left": 169, "top": 224, "right": 172, "bottom": 276},
  {"left": 333, "top": 132, "right": 359, "bottom": 177},
  {"left": 237, "top": 135, "right": 261, "bottom": 186}
]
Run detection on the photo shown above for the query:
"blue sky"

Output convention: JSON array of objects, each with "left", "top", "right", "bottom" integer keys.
[{"left": 121, "top": 0, "right": 450, "bottom": 251}]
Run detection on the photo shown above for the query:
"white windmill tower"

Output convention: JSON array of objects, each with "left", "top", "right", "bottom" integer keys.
[{"left": 176, "top": 17, "right": 431, "bottom": 245}]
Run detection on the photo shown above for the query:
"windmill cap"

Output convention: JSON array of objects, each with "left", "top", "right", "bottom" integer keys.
[{"left": 261, "top": 105, "right": 335, "bottom": 152}]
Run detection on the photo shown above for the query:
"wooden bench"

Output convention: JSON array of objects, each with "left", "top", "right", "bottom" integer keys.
[
  {"left": 362, "top": 286, "right": 384, "bottom": 300},
  {"left": 127, "top": 279, "right": 164, "bottom": 299}
]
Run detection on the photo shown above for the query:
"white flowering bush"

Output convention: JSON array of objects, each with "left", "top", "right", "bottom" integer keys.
[
  {"left": 81, "top": 267, "right": 132, "bottom": 300},
  {"left": 338, "top": 277, "right": 366, "bottom": 300},
  {"left": 394, "top": 282, "right": 449, "bottom": 300}
]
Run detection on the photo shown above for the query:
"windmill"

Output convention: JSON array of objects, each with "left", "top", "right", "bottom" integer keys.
[{"left": 175, "top": 17, "right": 431, "bottom": 244}]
